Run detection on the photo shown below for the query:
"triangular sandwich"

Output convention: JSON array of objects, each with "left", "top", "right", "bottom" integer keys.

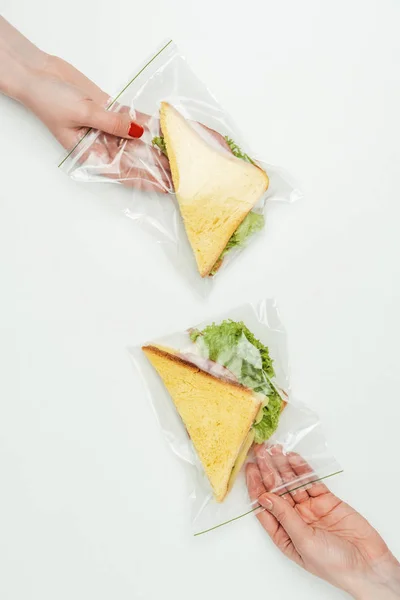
[{"left": 159, "top": 103, "right": 269, "bottom": 277}]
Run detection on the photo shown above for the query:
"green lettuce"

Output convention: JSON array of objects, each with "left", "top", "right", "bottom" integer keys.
[
  {"left": 190, "top": 320, "right": 282, "bottom": 443},
  {"left": 152, "top": 134, "right": 265, "bottom": 274},
  {"left": 224, "top": 136, "right": 256, "bottom": 165},
  {"left": 210, "top": 138, "right": 265, "bottom": 273},
  {"left": 210, "top": 212, "right": 264, "bottom": 275},
  {"left": 253, "top": 388, "right": 282, "bottom": 444},
  {"left": 152, "top": 136, "right": 168, "bottom": 156}
]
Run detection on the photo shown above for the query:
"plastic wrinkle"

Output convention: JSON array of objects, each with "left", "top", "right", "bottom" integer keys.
[
  {"left": 130, "top": 299, "right": 341, "bottom": 535},
  {"left": 61, "top": 41, "right": 302, "bottom": 295}
]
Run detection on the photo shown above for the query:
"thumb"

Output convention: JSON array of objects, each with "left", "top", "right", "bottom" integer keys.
[
  {"left": 259, "top": 492, "right": 311, "bottom": 546},
  {"left": 85, "top": 105, "right": 144, "bottom": 139}
]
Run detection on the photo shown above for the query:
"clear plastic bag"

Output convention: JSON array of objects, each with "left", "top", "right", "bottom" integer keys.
[
  {"left": 60, "top": 41, "right": 301, "bottom": 294},
  {"left": 129, "top": 300, "right": 342, "bottom": 536}
]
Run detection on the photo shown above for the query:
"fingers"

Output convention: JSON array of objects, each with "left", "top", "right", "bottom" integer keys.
[
  {"left": 246, "top": 463, "right": 283, "bottom": 538},
  {"left": 255, "top": 444, "right": 327, "bottom": 503},
  {"left": 70, "top": 131, "right": 172, "bottom": 193},
  {"left": 254, "top": 444, "right": 296, "bottom": 507},
  {"left": 246, "top": 463, "right": 306, "bottom": 564},
  {"left": 118, "top": 138, "right": 171, "bottom": 176},
  {"left": 104, "top": 165, "right": 169, "bottom": 193},
  {"left": 246, "top": 462, "right": 266, "bottom": 500},
  {"left": 288, "top": 453, "right": 329, "bottom": 498},
  {"left": 117, "top": 140, "right": 172, "bottom": 191},
  {"left": 258, "top": 492, "right": 311, "bottom": 548},
  {"left": 254, "top": 444, "right": 283, "bottom": 491},
  {"left": 64, "top": 101, "right": 171, "bottom": 190},
  {"left": 109, "top": 106, "right": 155, "bottom": 133},
  {"left": 84, "top": 105, "right": 144, "bottom": 139},
  {"left": 270, "top": 446, "right": 310, "bottom": 504}
]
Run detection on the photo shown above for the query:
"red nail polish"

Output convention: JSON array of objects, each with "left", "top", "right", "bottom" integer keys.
[{"left": 129, "top": 122, "right": 144, "bottom": 138}]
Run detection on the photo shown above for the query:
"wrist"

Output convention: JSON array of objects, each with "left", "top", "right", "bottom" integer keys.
[
  {"left": 348, "top": 557, "right": 400, "bottom": 600},
  {"left": 0, "top": 47, "right": 48, "bottom": 105},
  {"left": 15, "top": 58, "right": 47, "bottom": 108},
  {"left": 1, "top": 59, "right": 29, "bottom": 102}
]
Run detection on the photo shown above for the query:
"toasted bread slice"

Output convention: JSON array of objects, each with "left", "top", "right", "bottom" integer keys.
[
  {"left": 159, "top": 103, "right": 269, "bottom": 277},
  {"left": 142, "top": 344, "right": 261, "bottom": 502}
]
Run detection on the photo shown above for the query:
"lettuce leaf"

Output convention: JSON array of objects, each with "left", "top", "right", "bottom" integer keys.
[
  {"left": 190, "top": 320, "right": 282, "bottom": 443},
  {"left": 152, "top": 136, "right": 168, "bottom": 156},
  {"left": 151, "top": 134, "right": 265, "bottom": 275},
  {"left": 210, "top": 212, "right": 264, "bottom": 275},
  {"left": 212, "top": 139, "right": 264, "bottom": 273},
  {"left": 190, "top": 320, "right": 274, "bottom": 379},
  {"left": 253, "top": 388, "right": 282, "bottom": 444},
  {"left": 224, "top": 136, "right": 255, "bottom": 165}
]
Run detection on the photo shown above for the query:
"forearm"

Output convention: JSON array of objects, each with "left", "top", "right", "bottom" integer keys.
[
  {"left": 0, "top": 16, "right": 47, "bottom": 102},
  {"left": 349, "top": 557, "right": 400, "bottom": 600}
]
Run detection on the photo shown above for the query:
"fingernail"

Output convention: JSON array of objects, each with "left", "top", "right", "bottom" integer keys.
[
  {"left": 129, "top": 122, "right": 144, "bottom": 138},
  {"left": 259, "top": 494, "right": 273, "bottom": 511}
]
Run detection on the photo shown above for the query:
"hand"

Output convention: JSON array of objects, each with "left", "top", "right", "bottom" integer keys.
[
  {"left": 246, "top": 446, "right": 400, "bottom": 599},
  {"left": 23, "top": 54, "right": 146, "bottom": 147},
  {"left": 25, "top": 55, "right": 172, "bottom": 193},
  {"left": 0, "top": 17, "right": 171, "bottom": 192}
]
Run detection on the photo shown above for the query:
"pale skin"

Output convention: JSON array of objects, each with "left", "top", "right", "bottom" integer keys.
[
  {"left": 246, "top": 445, "right": 400, "bottom": 598},
  {"left": 0, "top": 16, "right": 237, "bottom": 194},
  {"left": 0, "top": 17, "right": 235, "bottom": 191},
  {"left": 0, "top": 16, "right": 171, "bottom": 192},
  {"left": 2, "top": 15, "right": 399, "bottom": 599}
]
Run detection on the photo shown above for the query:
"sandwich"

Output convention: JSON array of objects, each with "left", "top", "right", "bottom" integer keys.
[
  {"left": 142, "top": 320, "right": 285, "bottom": 502},
  {"left": 152, "top": 103, "right": 269, "bottom": 278}
]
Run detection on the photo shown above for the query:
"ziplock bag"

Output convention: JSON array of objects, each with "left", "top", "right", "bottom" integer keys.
[
  {"left": 60, "top": 41, "right": 301, "bottom": 294},
  {"left": 129, "top": 300, "right": 342, "bottom": 535}
]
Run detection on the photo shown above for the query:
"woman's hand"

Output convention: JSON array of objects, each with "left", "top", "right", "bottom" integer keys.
[
  {"left": 24, "top": 55, "right": 147, "bottom": 146},
  {"left": 246, "top": 446, "right": 400, "bottom": 599},
  {"left": 30, "top": 55, "right": 172, "bottom": 192},
  {"left": 0, "top": 17, "right": 171, "bottom": 192}
]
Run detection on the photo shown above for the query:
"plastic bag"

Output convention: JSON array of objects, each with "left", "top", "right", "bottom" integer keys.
[
  {"left": 129, "top": 300, "right": 342, "bottom": 536},
  {"left": 60, "top": 41, "right": 301, "bottom": 294}
]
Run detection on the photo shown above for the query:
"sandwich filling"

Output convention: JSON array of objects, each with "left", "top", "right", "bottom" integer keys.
[
  {"left": 189, "top": 320, "right": 283, "bottom": 444},
  {"left": 186, "top": 320, "right": 284, "bottom": 492},
  {"left": 152, "top": 131, "right": 265, "bottom": 276},
  {"left": 142, "top": 344, "right": 261, "bottom": 502},
  {"left": 143, "top": 320, "right": 284, "bottom": 501},
  {"left": 175, "top": 349, "right": 267, "bottom": 491}
]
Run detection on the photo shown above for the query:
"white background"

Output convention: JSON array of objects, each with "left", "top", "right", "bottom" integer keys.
[{"left": 1, "top": 0, "right": 399, "bottom": 598}]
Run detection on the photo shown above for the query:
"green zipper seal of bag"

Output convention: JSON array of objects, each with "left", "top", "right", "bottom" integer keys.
[
  {"left": 58, "top": 39, "right": 173, "bottom": 169},
  {"left": 193, "top": 469, "right": 344, "bottom": 537}
]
